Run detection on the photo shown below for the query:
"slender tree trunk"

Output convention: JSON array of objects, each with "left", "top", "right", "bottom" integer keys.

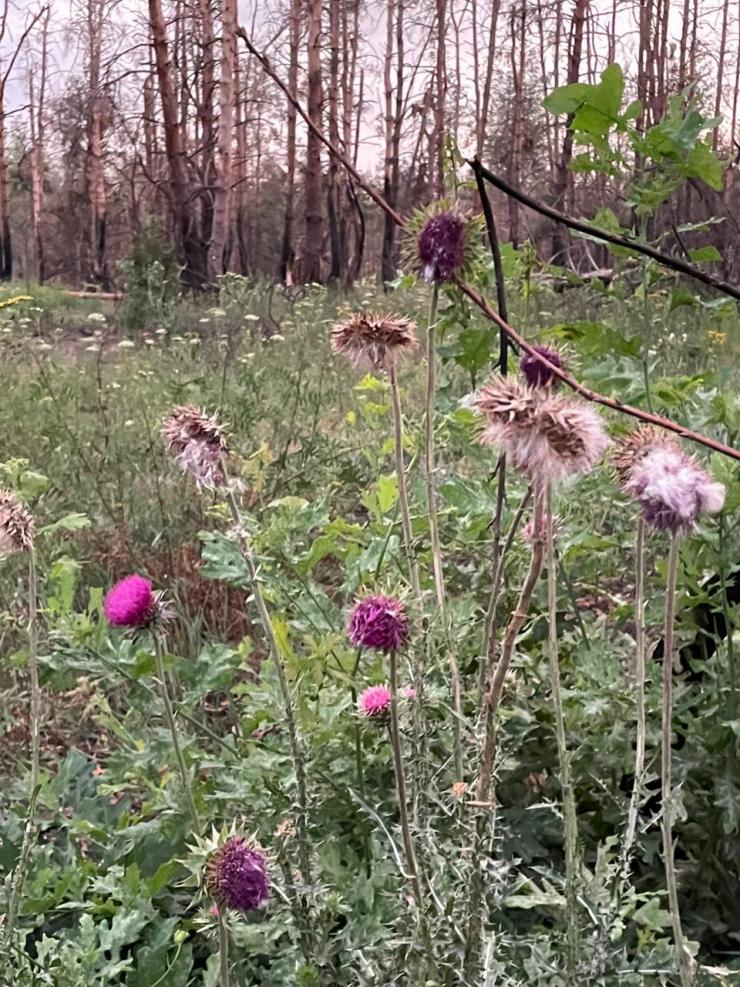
[
  {"left": 327, "top": 0, "right": 343, "bottom": 283},
  {"left": 507, "top": 2, "right": 526, "bottom": 247},
  {"left": 0, "top": 100, "right": 10, "bottom": 281},
  {"left": 208, "top": 0, "right": 237, "bottom": 283},
  {"left": 279, "top": 0, "right": 300, "bottom": 282},
  {"left": 381, "top": 0, "right": 397, "bottom": 284},
  {"left": 148, "top": 0, "right": 199, "bottom": 285},
  {"left": 551, "top": 0, "right": 588, "bottom": 263},
  {"left": 304, "top": 0, "right": 323, "bottom": 282},
  {"left": 476, "top": 0, "right": 501, "bottom": 158},
  {"left": 234, "top": 53, "right": 249, "bottom": 275},
  {"left": 87, "top": 0, "right": 109, "bottom": 287},
  {"left": 434, "top": 0, "right": 447, "bottom": 196},
  {"left": 713, "top": 0, "right": 729, "bottom": 150}
]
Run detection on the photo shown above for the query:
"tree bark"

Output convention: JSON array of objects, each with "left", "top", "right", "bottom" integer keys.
[
  {"left": 279, "top": 0, "right": 300, "bottom": 283},
  {"left": 303, "top": 0, "right": 323, "bottom": 282},
  {"left": 208, "top": 0, "right": 237, "bottom": 283}
]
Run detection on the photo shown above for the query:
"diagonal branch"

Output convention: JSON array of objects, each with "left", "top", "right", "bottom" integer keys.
[
  {"left": 236, "top": 26, "right": 740, "bottom": 464},
  {"left": 470, "top": 159, "right": 740, "bottom": 303}
]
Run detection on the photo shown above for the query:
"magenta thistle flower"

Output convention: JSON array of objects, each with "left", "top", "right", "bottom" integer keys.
[
  {"left": 417, "top": 210, "right": 466, "bottom": 283},
  {"left": 205, "top": 835, "right": 269, "bottom": 914},
  {"left": 0, "top": 489, "right": 34, "bottom": 560},
  {"left": 475, "top": 376, "right": 609, "bottom": 483},
  {"left": 162, "top": 405, "right": 228, "bottom": 488},
  {"left": 357, "top": 684, "right": 392, "bottom": 718},
  {"left": 103, "top": 574, "right": 157, "bottom": 628},
  {"left": 622, "top": 444, "right": 725, "bottom": 534},
  {"left": 348, "top": 595, "right": 409, "bottom": 653},
  {"left": 520, "top": 345, "right": 565, "bottom": 389}
]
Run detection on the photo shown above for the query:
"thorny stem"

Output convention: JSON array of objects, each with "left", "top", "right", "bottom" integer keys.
[
  {"left": 154, "top": 635, "right": 200, "bottom": 832},
  {"left": 622, "top": 517, "right": 646, "bottom": 873},
  {"left": 465, "top": 482, "right": 547, "bottom": 978},
  {"left": 388, "top": 650, "right": 427, "bottom": 932},
  {"left": 546, "top": 485, "right": 580, "bottom": 981},
  {"left": 661, "top": 534, "right": 694, "bottom": 987},
  {"left": 388, "top": 364, "right": 422, "bottom": 605},
  {"left": 221, "top": 468, "right": 313, "bottom": 886},
  {"left": 218, "top": 912, "right": 229, "bottom": 987},
  {"left": 424, "top": 284, "right": 463, "bottom": 779},
  {"left": 479, "top": 485, "right": 533, "bottom": 702},
  {"left": 4, "top": 551, "right": 41, "bottom": 951},
  {"left": 350, "top": 648, "right": 372, "bottom": 875}
]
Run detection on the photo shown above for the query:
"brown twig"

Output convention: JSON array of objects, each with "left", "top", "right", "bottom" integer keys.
[
  {"left": 470, "top": 159, "right": 740, "bottom": 304},
  {"left": 237, "top": 26, "right": 740, "bottom": 465}
]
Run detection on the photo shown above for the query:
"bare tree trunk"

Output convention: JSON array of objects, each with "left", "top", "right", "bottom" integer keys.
[
  {"left": 197, "top": 0, "right": 217, "bottom": 266},
  {"left": 327, "top": 0, "right": 343, "bottom": 283},
  {"left": 304, "top": 0, "right": 323, "bottom": 282},
  {"left": 234, "top": 52, "right": 249, "bottom": 275},
  {"left": 148, "top": 0, "right": 201, "bottom": 286},
  {"left": 713, "top": 0, "right": 729, "bottom": 149},
  {"left": 208, "top": 0, "right": 237, "bottom": 282},
  {"left": 551, "top": 0, "right": 588, "bottom": 263},
  {"left": 434, "top": 0, "right": 447, "bottom": 196},
  {"left": 28, "top": 9, "right": 48, "bottom": 283},
  {"left": 381, "top": 0, "right": 397, "bottom": 284},
  {"left": 507, "top": 1, "right": 526, "bottom": 247},
  {"left": 87, "top": 0, "right": 109, "bottom": 287},
  {"left": 280, "top": 0, "right": 300, "bottom": 282},
  {"left": 476, "top": 0, "right": 501, "bottom": 158}
]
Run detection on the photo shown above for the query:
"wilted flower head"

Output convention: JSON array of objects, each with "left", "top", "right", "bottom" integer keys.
[
  {"left": 330, "top": 312, "right": 418, "bottom": 373},
  {"left": 622, "top": 442, "right": 725, "bottom": 534},
  {"left": 103, "top": 574, "right": 162, "bottom": 629},
  {"left": 0, "top": 489, "right": 34, "bottom": 560},
  {"left": 161, "top": 405, "right": 228, "bottom": 488},
  {"left": 613, "top": 426, "right": 678, "bottom": 488},
  {"left": 417, "top": 209, "right": 466, "bottom": 283},
  {"left": 205, "top": 835, "right": 269, "bottom": 914},
  {"left": 520, "top": 345, "right": 565, "bottom": 389},
  {"left": 348, "top": 594, "right": 409, "bottom": 653},
  {"left": 357, "top": 684, "right": 392, "bottom": 719},
  {"left": 474, "top": 376, "right": 609, "bottom": 483}
]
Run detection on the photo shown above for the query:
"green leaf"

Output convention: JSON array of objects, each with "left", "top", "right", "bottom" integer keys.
[
  {"left": 542, "top": 81, "right": 591, "bottom": 116},
  {"left": 40, "top": 511, "right": 92, "bottom": 536},
  {"left": 688, "top": 244, "right": 722, "bottom": 263}
]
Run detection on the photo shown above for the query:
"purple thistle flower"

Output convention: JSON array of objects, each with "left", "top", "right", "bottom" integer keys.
[
  {"left": 520, "top": 345, "right": 565, "bottom": 389},
  {"left": 417, "top": 210, "right": 466, "bottom": 283},
  {"left": 623, "top": 444, "right": 725, "bottom": 535},
  {"left": 348, "top": 595, "right": 409, "bottom": 653},
  {"left": 357, "top": 684, "right": 392, "bottom": 718},
  {"left": 103, "top": 574, "right": 156, "bottom": 628},
  {"left": 206, "top": 836, "right": 269, "bottom": 914}
]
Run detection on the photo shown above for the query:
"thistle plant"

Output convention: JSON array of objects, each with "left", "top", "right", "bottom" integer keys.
[
  {"left": 162, "top": 405, "right": 313, "bottom": 888},
  {"left": 620, "top": 432, "right": 725, "bottom": 987},
  {"left": 346, "top": 595, "right": 426, "bottom": 924},
  {"left": 465, "top": 374, "right": 609, "bottom": 979},
  {"left": 103, "top": 574, "right": 200, "bottom": 830},
  {"left": 2, "top": 490, "right": 37, "bottom": 952},
  {"left": 413, "top": 206, "right": 470, "bottom": 778},
  {"left": 331, "top": 313, "right": 421, "bottom": 605}
]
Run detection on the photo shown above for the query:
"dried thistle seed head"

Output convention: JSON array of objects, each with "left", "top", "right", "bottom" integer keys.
[
  {"left": 623, "top": 444, "right": 725, "bottom": 535},
  {"left": 475, "top": 376, "right": 609, "bottom": 483},
  {"left": 330, "top": 312, "right": 418, "bottom": 373},
  {"left": 0, "top": 489, "right": 35, "bottom": 559},
  {"left": 417, "top": 209, "right": 466, "bottom": 283},
  {"left": 161, "top": 405, "right": 229, "bottom": 488},
  {"left": 612, "top": 426, "right": 679, "bottom": 488},
  {"left": 520, "top": 345, "right": 566, "bottom": 389},
  {"left": 205, "top": 835, "right": 269, "bottom": 914}
]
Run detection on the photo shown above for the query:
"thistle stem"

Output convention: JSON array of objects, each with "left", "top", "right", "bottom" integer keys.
[
  {"left": 424, "top": 284, "right": 463, "bottom": 779},
  {"left": 4, "top": 550, "right": 41, "bottom": 950},
  {"left": 622, "top": 517, "right": 646, "bottom": 872},
  {"left": 546, "top": 484, "right": 580, "bottom": 981},
  {"left": 388, "top": 364, "right": 422, "bottom": 606},
  {"left": 465, "top": 481, "right": 547, "bottom": 978},
  {"left": 218, "top": 912, "right": 230, "bottom": 987},
  {"left": 350, "top": 648, "right": 372, "bottom": 875},
  {"left": 221, "top": 470, "right": 313, "bottom": 885},
  {"left": 388, "top": 649, "right": 425, "bottom": 917},
  {"left": 154, "top": 635, "right": 200, "bottom": 831},
  {"left": 661, "top": 534, "right": 693, "bottom": 987}
]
